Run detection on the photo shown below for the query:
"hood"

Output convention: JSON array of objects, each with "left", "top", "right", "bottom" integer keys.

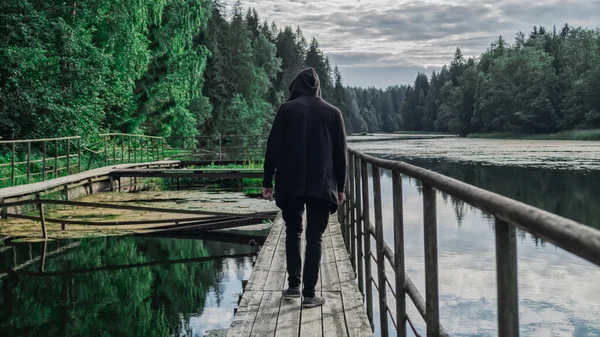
[{"left": 287, "top": 67, "right": 322, "bottom": 101}]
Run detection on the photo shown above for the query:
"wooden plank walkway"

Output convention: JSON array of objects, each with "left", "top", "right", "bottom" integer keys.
[
  {"left": 0, "top": 160, "right": 179, "bottom": 199},
  {"left": 228, "top": 213, "right": 373, "bottom": 337}
]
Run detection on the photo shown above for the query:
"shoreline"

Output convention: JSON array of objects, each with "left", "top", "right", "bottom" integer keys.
[{"left": 467, "top": 129, "right": 600, "bottom": 141}]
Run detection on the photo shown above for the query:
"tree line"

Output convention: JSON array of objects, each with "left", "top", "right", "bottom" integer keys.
[
  {"left": 0, "top": 0, "right": 337, "bottom": 143},
  {"left": 2, "top": 1, "right": 599, "bottom": 142},
  {"left": 343, "top": 24, "right": 600, "bottom": 136}
]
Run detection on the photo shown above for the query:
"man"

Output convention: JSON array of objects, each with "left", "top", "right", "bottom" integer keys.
[{"left": 262, "top": 67, "right": 347, "bottom": 308}]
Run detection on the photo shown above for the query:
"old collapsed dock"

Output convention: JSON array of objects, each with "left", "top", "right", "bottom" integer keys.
[{"left": 228, "top": 214, "right": 372, "bottom": 337}]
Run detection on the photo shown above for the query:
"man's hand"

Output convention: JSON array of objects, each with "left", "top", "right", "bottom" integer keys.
[
  {"left": 262, "top": 187, "right": 273, "bottom": 201},
  {"left": 338, "top": 191, "right": 345, "bottom": 204}
]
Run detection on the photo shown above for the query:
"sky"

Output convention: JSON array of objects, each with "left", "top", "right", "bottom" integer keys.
[{"left": 225, "top": 0, "right": 600, "bottom": 87}]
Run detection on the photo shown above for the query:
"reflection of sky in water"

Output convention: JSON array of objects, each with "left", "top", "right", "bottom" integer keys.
[
  {"left": 367, "top": 172, "right": 600, "bottom": 337},
  {"left": 186, "top": 257, "right": 253, "bottom": 337}
]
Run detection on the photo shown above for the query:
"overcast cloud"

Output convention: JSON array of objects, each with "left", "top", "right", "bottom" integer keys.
[{"left": 225, "top": 0, "right": 600, "bottom": 87}]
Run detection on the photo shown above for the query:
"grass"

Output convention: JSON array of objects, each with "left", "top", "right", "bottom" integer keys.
[{"left": 467, "top": 129, "right": 600, "bottom": 141}]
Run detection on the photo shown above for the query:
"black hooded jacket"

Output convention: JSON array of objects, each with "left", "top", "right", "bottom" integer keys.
[{"left": 263, "top": 67, "right": 347, "bottom": 212}]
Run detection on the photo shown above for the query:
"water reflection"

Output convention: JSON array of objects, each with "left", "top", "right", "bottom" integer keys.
[
  {"left": 363, "top": 164, "right": 600, "bottom": 337},
  {"left": 0, "top": 236, "right": 258, "bottom": 337}
]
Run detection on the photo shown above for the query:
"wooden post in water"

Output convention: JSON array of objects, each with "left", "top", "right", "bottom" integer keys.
[
  {"left": 40, "top": 240, "right": 47, "bottom": 272},
  {"left": 43, "top": 141, "right": 47, "bottom": 181},
  {"left": 361, "top": 160, "right": 374, "bottom": 327},
  {"left": 354, "top": 156, "right": 364, "bottom": 296},
  {"left": 26, "top": 142, "right": 31, "bottom": 184},
  {"left": 495, "top": 217, "right": 519, "bottom": 337},
  {"left": 11, "top": 143, "right": 15, "bottom": 186},
  {"left": 37, "top": 195, "right": 47, "bottom": 239},
  {"left": 372, "top": 166, "right": 389, "bottom": 337},
  {"left": 392, "top": 171, "right": 406, "bottom": 337},
  {"left": 423, "top": 184, "right": 440, "bottom": 337}
]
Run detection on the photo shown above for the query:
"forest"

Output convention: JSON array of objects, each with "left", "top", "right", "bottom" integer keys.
[{"left": 1, "top": 0, "right": 600, "bottom": 142}]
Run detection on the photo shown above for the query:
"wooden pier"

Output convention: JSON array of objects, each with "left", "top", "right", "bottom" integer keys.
[{"left": 228, "top": 214, "right": 372, "bottom": 337}]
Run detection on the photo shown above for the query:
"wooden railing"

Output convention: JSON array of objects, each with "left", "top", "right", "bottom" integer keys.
[
  {"left": 341, "top": 148, "right": 600, "bottom": 337},
  {"left": 0, "top": 136, "right": 82, "bottom": 187}
]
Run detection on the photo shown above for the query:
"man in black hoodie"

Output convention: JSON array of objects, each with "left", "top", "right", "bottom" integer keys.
[{"left": 262, "top": 67, "right": 347, "bottom": 308}]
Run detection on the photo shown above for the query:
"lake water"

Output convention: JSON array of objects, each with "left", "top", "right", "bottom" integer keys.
[
  {"left": 0, "top": 236, "right": 259, "bottom": 337},
  {"left": 352, "top": 138, "right": 600, "bottom": 337}
]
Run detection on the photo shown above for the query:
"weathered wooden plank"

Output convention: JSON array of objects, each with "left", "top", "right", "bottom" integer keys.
[
  {"left": 238, "top": 290, "right": 264, "bottom": 311},
  {"left": 0, "top": 160, "right": 179, "bottom": 199},
  {"left": 321, "top": 225, "right": 341, "bottom": 292},
  {"left": 228, "top": 311, "right": 261, "bottom": 337},
  {"left": 340, "top": 285, "right": 373, "bottom": 337},
  {"left": 299, "top": 293, "right": 323, "bottom": 337},
  {"left": 250, "top": 291, "right": 282, "bottom": 337},
  {"left": 246, "top": 216, "right": 284, "bottom": 291},
  {"left": 323, "top": 291, "right": 348, "bottom": 337},
  {"left": 275, "top": 296, "right": 301, "bottom": 337},
  {"left": 265, "top": 228, "right": 287, "bottom": 290}
]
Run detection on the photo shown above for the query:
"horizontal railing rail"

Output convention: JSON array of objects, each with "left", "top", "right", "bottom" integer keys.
[{"left": 342, "top": 148, "right": 600, "bottom": 337}]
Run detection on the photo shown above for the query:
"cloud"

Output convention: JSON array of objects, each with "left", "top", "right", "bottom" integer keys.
[{"left": 227, "top": 0, "right": 600, "bottom": 86}]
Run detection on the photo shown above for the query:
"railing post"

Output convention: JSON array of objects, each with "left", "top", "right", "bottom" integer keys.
[
  {"left": 121, "top": 135, "right": 125, "bottom": 164},
  {"left": 128, "top": 136, "right": 131, "bottom": 163},
  {"left": 495, "top": 217, "right": 519, "bottom": 337},
  {"left": 11, "top": 143, "right": 15, "bottom": 186},
  {"left": 151, "top": 138, "right": 155, "bottom": 162},
  {"left": 354, "top": 155, "right": 364, "bottom": 296},
  {"left": 392, "top": 172, "right": 406, "bottom": 337},
  {"left": 78, "top": 138, "right": 82, "bottom": 173},
  {"left": 66, "top": 139, "right": 70, "bottom": 175},
  {"left": 423, "top": 184, "right": 440, "bottom": 337},
  {"left": 112, "top": 135, "right": 116, "bottom": 165},
  {"left": 26, "top": 142, "right": 31, "bottom": 184},
  {"left": 133, "top": 139, "right": 137, "bottom": 163},
  {"left": 42, "top": 141, "right": 47, "bottom": 181},
  {"left": 104, "top": 135, "right": 108, "bottom": 166},
  {"left": 349, "top": 153, "right": 356, "bottom": 271},
  {"left": 345, "top": 154, "right": 353, "bottom": 254},
  {"left": 361, "top": 160, "right": 374, "bottom": 327},
  {"left": 372, "top": 166, "right": 389, "bottom": 337},
  {"left": 162, "top": 138, "right": 165, "bottom": 160},
  {"left": 54, "top": 140, "right": 58, "bottom": 178}
]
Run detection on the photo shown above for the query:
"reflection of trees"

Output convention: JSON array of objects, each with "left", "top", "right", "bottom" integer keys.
[
  {"left": 371, "top": 156, "right": 598, "bottom": 247},
  {"left": 386, "top": 156, "right": 600, "bottom": 230},
  {"left": 0, "top": 237, "right": 253, "bottom": 337}
]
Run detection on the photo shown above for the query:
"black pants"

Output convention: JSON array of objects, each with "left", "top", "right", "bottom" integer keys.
[{"left": 281, "top": 197, "right": 330, "bottom": 298}]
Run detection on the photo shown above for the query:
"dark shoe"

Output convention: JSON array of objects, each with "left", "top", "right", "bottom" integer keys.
[
  {"left": 302, "top": 295, "right": 326, "bottom": 308},
  {"left": 282, "top": 287, "right": 301, "bottom": 298}
]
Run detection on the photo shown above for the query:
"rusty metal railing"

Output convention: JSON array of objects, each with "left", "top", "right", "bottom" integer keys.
[
  {"left": 341, "top": 148, "right": 600, "bottom": 337},
  {"left": 0, "top": 136, "right": 82, "bottom": 187},
  {"left": 166, "top": 134, "right": 266, "bottom": 162}
]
